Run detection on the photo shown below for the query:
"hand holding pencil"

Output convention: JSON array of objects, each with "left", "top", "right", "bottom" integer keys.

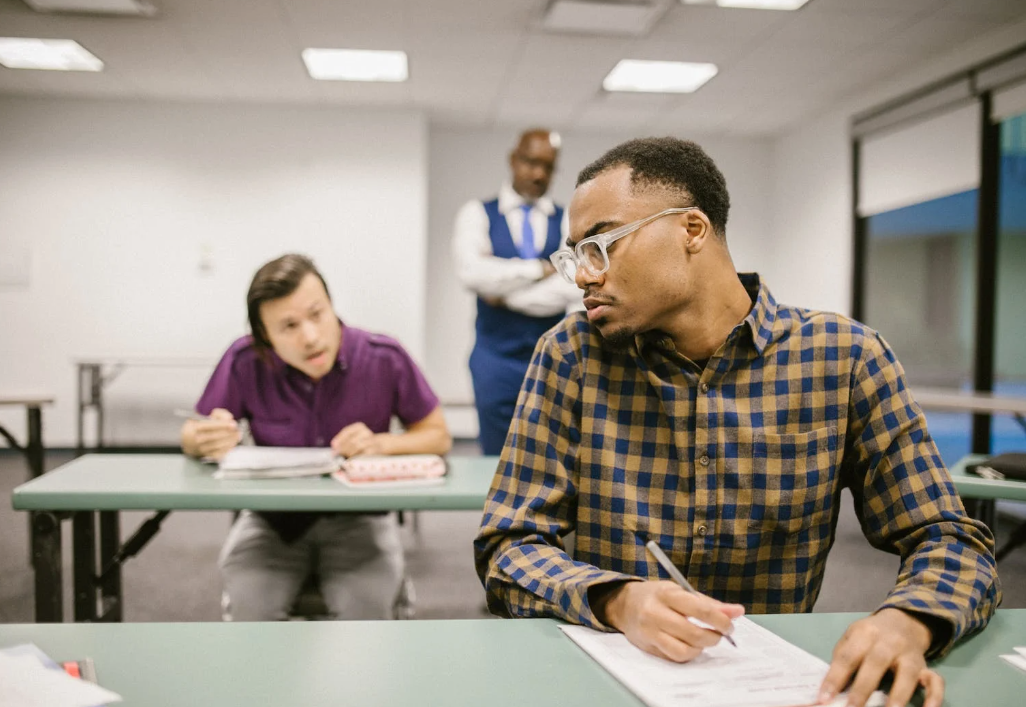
[
  {"left": 645, "top": 540, "right": 738, "bottom": 648},
  {"left": 591, "top": 539, "right": 745, "bottom": 664},
  {"left": 177, "top": 407, "right": 240, "bottom": 460}
]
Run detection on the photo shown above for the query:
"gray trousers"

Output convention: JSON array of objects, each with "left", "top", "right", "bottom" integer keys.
[{"left": 219, "top": 510, "right": 404, "bottom": 621}]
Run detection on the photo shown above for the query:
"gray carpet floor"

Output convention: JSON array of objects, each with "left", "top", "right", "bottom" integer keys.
[{"left": 2, "top": 445, "right": 1024, "bottom": 624}]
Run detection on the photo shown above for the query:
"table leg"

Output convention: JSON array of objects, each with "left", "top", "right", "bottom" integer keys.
[
  {"left": 93, "top": 365, "right": 105, "bottom": 449},
  {"left": 25, "top": 405, "right": 44, "bottom": 478},
  {"left": 965, "top": 498, "right": 997, "bottom": 532},
  {"left": 73, "top": 511, "right": 98, "bottom": 622},
  {"left": 77, "top": 363, "right": 105, "bottom": 454},
  {"left": 76, "top": 364, "right": 86, "bottom": 454},
  {"left": 32, "top": 511, "right": 63, "bottom": 623},
  {"left": 20, "top": 405, "right": 45, "bottom": 564},
  {"left": 99, "top": 511, "right": 123, "bottom": 621}
]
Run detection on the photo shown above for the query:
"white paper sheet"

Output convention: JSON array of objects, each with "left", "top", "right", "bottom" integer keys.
[
  {"left": 561, "top": 617, "right": 886, "bottom": 707},
  {"left": 1000, "top": 652, "right": 1026, "bottom": 673},
  {"left": 0, "top": 651, "right": 122, "bottom": 707}
]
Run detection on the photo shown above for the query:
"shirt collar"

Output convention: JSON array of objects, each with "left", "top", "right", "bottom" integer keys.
[
  {"left": 738, "top": 272, "right": 778, "bottom": 355},
  {"left": 335, "top": 318, "right": 352, "bottom": 371},
  {"left": 498, "top": 181, "right": 555, "bottom": 217}
]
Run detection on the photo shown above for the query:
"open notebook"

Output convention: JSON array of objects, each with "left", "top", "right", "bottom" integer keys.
[{"left": 214, "top": 446, "right": 447, "bottom": 487}]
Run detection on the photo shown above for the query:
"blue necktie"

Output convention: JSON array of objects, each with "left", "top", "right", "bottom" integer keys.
[{"left": 519, "top": 204, "right": 537, "bottom": 259}]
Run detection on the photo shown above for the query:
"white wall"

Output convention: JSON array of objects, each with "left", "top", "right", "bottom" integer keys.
[
  {"left": 425, "top": 126, "right": 774, "bottom": 411},
  {"left": 0, "top": 97, "right": 428, "bottom": 447},
  {"left": 767, "top": 17, "right": 1026, "bottom": 318}
]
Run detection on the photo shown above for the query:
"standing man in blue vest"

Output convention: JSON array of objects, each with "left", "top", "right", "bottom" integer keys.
[{"left": 452, "top": 129, "right": 581, "bottom": 454}]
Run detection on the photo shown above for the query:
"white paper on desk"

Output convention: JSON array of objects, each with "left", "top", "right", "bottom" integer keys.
[
  {"left": 215, "top": 446, "right": 340, "bottom": 479},
  {"left": 1001, "top": 653, "right": 1026, "bottom": 673},
  {"left": 561, "top": 617, "right": 886, "bottom": 707},
  {"left": 0, "top": 651, "right": 122, "bottom": 707},
  {"left": 1014, "top": 646, "right": 1026, "bottom": 659}
]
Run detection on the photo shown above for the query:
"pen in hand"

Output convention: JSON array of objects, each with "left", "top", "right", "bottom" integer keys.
[
  {"left": 173, "top": 409, "right": 210, "bottom": 421},
  {"left": 645, "top": 539, "right": 738, "bottom": 648}
]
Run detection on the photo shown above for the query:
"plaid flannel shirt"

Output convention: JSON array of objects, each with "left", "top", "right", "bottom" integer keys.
[{"left": 474, "top": 273, "right": 1000, "bottom": 657}]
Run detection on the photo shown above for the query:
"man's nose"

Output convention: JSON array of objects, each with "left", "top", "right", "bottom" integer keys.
[
  {"left": 575, "top": 265, "right": 601, "bottom": 290},
  {"left": 300, "top": 320, "right": 318, "bottom": 344}
]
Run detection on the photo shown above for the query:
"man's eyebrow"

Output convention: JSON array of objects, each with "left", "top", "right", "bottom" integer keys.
[{"left": 567, "top": 220, "right": 619, "bottom": 248}]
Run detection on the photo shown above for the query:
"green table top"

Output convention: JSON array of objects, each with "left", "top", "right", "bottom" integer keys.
[
  {"left": 949, "top": 454, "right": 1026, "bottom": 502},
  {"left": 14, "top": 453, "right": 1026, "bottom": 512},
  {"left": 1, "top": 612, "right": 1023, "bottom": 707},
  {"left": 11, "top": 454, "right": 500, "bottom": 512}
]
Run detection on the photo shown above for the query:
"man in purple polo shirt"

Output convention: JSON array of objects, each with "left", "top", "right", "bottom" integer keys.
[{"left": 180, "top": 253, "right": 451, "bottom": 621}]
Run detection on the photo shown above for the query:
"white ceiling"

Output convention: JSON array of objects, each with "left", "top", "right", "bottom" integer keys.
[{"left": 0, "top": 0, "right": 1024, "bottom": 136}]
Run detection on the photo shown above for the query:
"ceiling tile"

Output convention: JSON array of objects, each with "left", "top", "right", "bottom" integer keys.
[
  {"left": 648, "top": 4, "right": 791, "bottom": 44},
  {"left": 572, "top": 91, "right": 676, "bottom": 131}
]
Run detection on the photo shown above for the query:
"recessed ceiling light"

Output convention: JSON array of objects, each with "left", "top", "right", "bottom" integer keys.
[
  {"left": 302, "top": 48, "right": 408, "bottom": 82},
  {"left": 603, "top": 59, "right": 718, "bottom": 94},
  {"left": 0, "top": 38, "right": 103, "bottom": 71},
  {"left": 21, "top": 0, "right": 157, "bottom": 16},
  {"left": 681, "top": 0, "right": 811, "bottom": 9}
]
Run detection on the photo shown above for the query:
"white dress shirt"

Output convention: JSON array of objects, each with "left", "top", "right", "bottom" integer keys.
[{"left": 452, "top": 182, "right": 582, "bottom": 317}]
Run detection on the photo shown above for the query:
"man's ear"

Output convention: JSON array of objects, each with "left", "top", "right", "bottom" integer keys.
[{"left": 683, "top": 211, "right": 713, "bottom": 253}]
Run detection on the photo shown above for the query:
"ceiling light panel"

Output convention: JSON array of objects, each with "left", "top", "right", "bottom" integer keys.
[
  {"left": 543, "top": 0, "right": 670, "bottom": 38},
  {"left": 681, "top": 0, "right": 811, "bottom": 9},
  {"left": 603, "top": 59, "right": 718, "bottom": 93},
  {"left": 302, "top": 49, "right": 408, "bottom": 82},
  {"left": 21, "top": 0, "right": 157, "bottom": 16},
  {"left": 0, "top": 38, "right": 104, "bottom": 71}
]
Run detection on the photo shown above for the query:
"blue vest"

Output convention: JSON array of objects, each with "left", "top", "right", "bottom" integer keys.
[{"left": 475, "top": 198, "right": 565, "bottom": 357}]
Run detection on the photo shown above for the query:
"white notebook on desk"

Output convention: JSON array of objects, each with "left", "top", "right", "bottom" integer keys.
[
  {"left": 561, "top": 617, "right": 886, "bottom": 707},
  {"left": 214, "top": 447, "right": 338, "bottom": 479},
  {"left": 214, "top": 447, "right": 447, "bottom": 486}
]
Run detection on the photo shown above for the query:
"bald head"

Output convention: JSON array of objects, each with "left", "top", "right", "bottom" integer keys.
[{"left": 510, "top": 128, "right": 559, "bottom": 201}]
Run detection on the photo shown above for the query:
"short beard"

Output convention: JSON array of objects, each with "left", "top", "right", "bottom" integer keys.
[{"left": 597, "top": 323, "right": 636, "bottom": 353}]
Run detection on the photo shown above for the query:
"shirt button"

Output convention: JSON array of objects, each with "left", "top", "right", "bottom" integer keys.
[
  {"left": 699, "top": 454, "right": 710, "bottom": 467},
  {"left": 315, "top": 437, "right": 325, "bottom": 446},
  {"left": 696, "top": 525, "right": 708, "bottom": 537},
  {"left": 700, "top": 382, "right": 709, "bottom": 394}
]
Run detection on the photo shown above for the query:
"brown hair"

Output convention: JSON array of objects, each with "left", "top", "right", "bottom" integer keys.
[{"left": 247, "top": 253, "right": 330, "bottom": 350}]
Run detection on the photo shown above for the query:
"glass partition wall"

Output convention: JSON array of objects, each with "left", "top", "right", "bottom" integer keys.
[
  {"left": 993, "top": 111, "right": 1026, "bottom": 454},
  {"left": 852, "top": 49, "right": 1026, "bottom": 468}
]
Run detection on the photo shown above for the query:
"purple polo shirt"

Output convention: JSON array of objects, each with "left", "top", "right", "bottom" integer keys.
[{"left": 195, "top": 324, "right": 439, "bottom": 541}]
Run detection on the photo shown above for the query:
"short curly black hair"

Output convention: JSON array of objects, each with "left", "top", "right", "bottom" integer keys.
[{"left": 576, "top": 137, "right": 730, "bottom": 237}]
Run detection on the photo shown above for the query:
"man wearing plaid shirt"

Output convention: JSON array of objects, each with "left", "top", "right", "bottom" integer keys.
[{"left": 474, "top": 137, "right": 1000, "bottom": 707}]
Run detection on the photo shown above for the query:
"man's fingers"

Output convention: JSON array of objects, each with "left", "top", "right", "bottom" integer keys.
[
  {"left": 820, "top": 630, "right": 871, "bottom": 703},
  {"left": 651, "top": 630, "right": 703, "bottom": 663},
  {"left": 662, "top": 587, "right": 738, "bottom": 638},
  {"left": 919, "top": 669, "right": 944, "bottom": 707},
  {"left": 195, "top": 420, "right": 238, "bottom": 437},
  {"left": 209, "top": 408, "right": 234, "bottom": 421},
  {"left": 636, "top": 588, "right": 727, "bottom": 651},
  {"left": 844, "top": 647, "right": 896, "bottom": 707},
  {"left": 883, "top": 654, "right": 924, "bottom": 707}
]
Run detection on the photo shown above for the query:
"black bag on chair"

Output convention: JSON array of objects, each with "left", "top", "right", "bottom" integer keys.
[{"left": 967, "top": 452, "right": 1026, "bottom": 481}]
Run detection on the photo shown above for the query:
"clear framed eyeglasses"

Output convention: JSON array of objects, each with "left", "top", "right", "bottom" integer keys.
[{"left": 549, "top": 207, "right": 697, "bottom": 283}]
